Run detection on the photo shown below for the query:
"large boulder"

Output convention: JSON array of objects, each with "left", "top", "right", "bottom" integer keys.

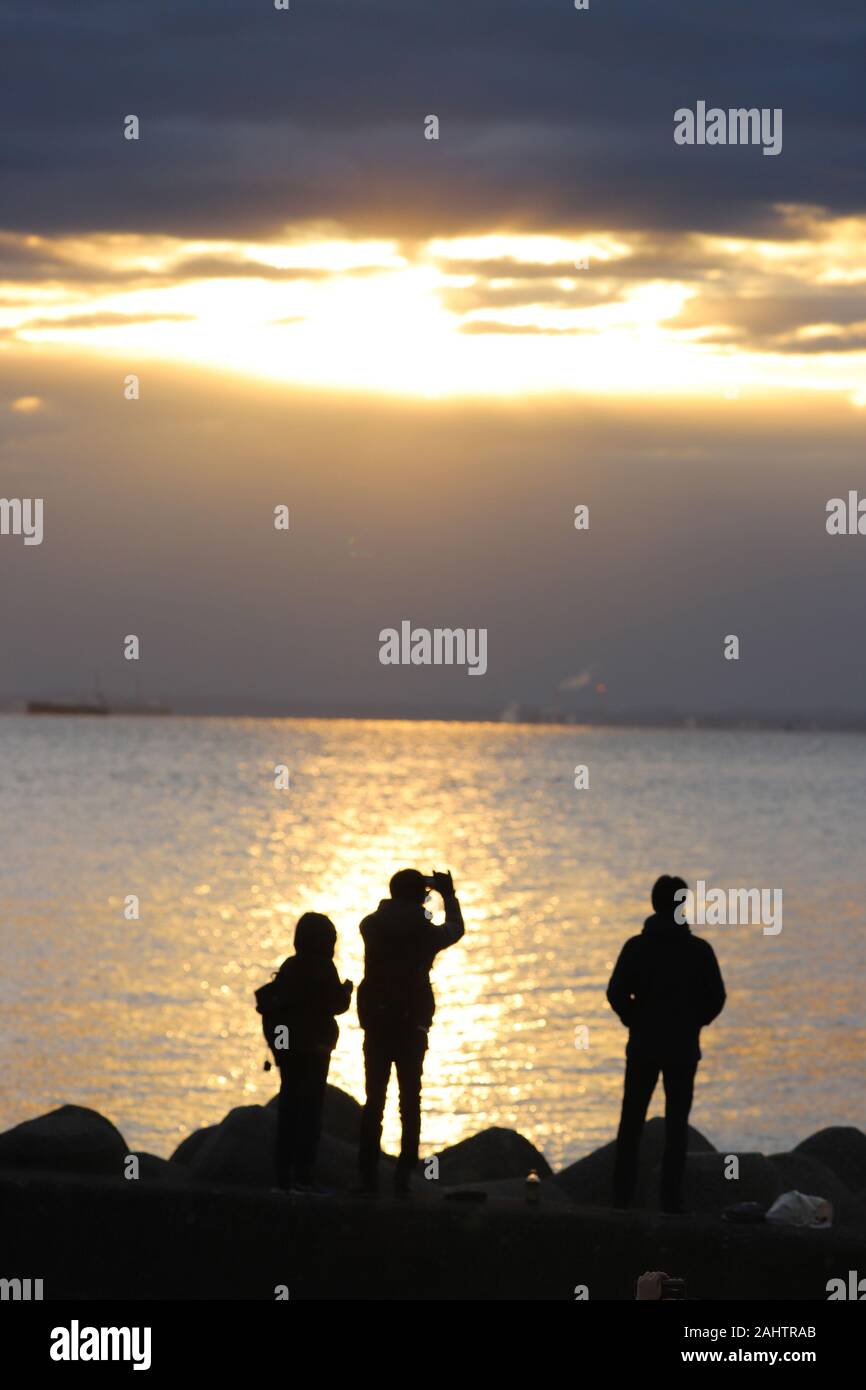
[
  {"left": 434, "top": 1128, "right": 551, "bottom": 1185},
  {"left": 794, "top": 1128, "right": 866, "bottom": 1195},
  {"left": 129, "top": 1152, "right": 192, "bottom": 1184},
  {"left": 0, "top": 1105, "right": 128, "bottom": 1177},
  {"left": 176, "top": 1102, "right": 373, "bottom": 1190},
  {"left": 555, "top": 1118, "right": 715, "bottom": 1206},
  {"left": 652, "top": 1150, "right": 852, "bottom": 1219},
  {"left": 322, "top": 1086, "right": 364, "bottom": 1143},
  {"left": 170, "top": 1125, "right": 218, "bottom": 1166},
  {"left": 311, "top": 1132, "right": 369, "bottom": 1190},
  {"left": 767, "top": 1152, "right": 851, "bottom": 1214},
  {"left": 849, "top": 1190, "right": 866, "bottom": 1235},
  {"left": 673, "top": 1152, "right": 778, "bottom": 1214},
  {"left": 183, "top": 1106, "right": 277, "bottom": 1187}
]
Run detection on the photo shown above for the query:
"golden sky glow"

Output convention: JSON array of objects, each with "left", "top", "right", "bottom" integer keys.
[{"left": 3, "top": 206, "right": 866, "bottom": 402}]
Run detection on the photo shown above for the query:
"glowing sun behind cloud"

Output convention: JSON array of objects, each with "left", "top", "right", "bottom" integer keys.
[{"left": 3, "top": 212, "right": 866, "bottom": 402}]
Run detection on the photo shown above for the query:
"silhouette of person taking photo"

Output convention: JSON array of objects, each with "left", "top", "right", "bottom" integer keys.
[
  {"left": 255, "top": 913, "right": 353, "bottom": 1193},
  {"left": 357, "top": 869, "right": 465, "bottom": 1195},
  {"left": 607, "top": 875, "right": 725, "bottom": 1214}
]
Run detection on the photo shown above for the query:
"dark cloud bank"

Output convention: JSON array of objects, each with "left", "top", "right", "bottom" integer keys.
[{"left": 2, "top": 0, "right": 865, "bottom": 241}]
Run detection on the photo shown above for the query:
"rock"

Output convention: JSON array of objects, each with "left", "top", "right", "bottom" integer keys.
[
  {"left": 313, "top": 1133, "right": 371, "bottom": 1190},
  {"left": 129, "top": 1153, "right": 192, "bottom": 1184},
  {"left": 322, "top": 1086, "right": 364, "bottom": 1143},
  {"left": 849, "top": 1190, "right": 866, "bottom": 1236},
  {"left": 794, "top": 1127, "right": 866, "bottom": 1195},
  {"left": 674, "top": 1152, "right": 778, "bottom": 1214},
  {"left": 652, "top": 1150, "right": 853, "bottom": 1220},
  {"left": 555, "top": 1117, "right": 715, "bottom": 1206},
  {"left": 434, "top": 1127, "right": 551, "bottom": 1185},
  {"left": 170, "top": 1126, "right": 218, "bottom": 1166},
  {"left": 178, "top": 1102, "right": 376, "bottom": 1190},
  {"left": 184, "top": 1106, "right": 276, "bottom": 1187},
  {"left": 0, "top": 1105, "right": 128, "bottom": 1178}
]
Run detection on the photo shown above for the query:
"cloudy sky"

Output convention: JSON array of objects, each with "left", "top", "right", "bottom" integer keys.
[{"left": 2, "top": 0, "right": 866, "bottom": 718}]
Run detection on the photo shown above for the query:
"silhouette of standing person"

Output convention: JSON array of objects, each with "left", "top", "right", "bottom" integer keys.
[
  {"left": 607, "top": 875, "right": 725, "bottom": 1214},
  {"left": 255, "top": 913, "right": 353, "bottom": 1193},
  {"left": 357, "top": 869, "right": 465, "bottom": 1195}
]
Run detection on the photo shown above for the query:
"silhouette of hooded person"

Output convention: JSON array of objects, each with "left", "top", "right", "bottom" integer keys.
[
  {"left": 606, "top": 875, "right": 726, "bottom": 1213},
  {"left": 357, "top": 869, "right": 464, "bottom": 1194},
  {"left": 256, "top": 912, "right": 353, "bottom": 1192}
]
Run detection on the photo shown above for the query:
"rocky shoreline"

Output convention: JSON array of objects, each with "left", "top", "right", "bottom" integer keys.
[{"left": 2, "top": 1093, "right": 865, "bottom": 1299}]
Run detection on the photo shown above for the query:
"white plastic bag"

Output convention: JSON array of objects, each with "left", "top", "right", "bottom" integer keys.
[{"left": 765, "top": 1190, "right": 833, "bottom": 1228}]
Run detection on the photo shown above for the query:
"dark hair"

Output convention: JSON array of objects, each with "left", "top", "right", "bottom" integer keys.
[
  {"left": 294, "top": 912, "right": 337, "bottom": 956},
  {"left": 651, "top": 875, "right": 688, "bottom": 917},
  {"left": 389, "top": 868, "right": 427, "bottom": 903}
]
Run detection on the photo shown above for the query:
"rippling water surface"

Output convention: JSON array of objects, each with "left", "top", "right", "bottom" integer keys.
[{"left": 1, "top": 715, "right": 863, "bottom": 1167}]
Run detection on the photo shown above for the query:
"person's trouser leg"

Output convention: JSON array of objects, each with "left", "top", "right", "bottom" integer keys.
[
  {"left": 293, "top": 1050, "right": 332, "bottom": 1187},
  {"left": 394, "top": 1027, "right": 428, "bottom": 1179},
  {"left": 359, "top": 1032, "right": 392, "bottom": 1188},
  {"left": 660, "top": 1057, "right": 697, "bottom": 1212},
  {"left": 613, "top": 1046, "right": 660, "bottom": 1206},
  {"left": 276, "top": 1054, "right": 302, "bottom": 1190}
]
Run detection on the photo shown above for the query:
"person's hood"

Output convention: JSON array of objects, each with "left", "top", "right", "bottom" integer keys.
[
  {"left": 294, "top": 912, "right": 337, "bottom": 958},
  {"left": 642, "top": 912, "right": 691, "bottom": 935}
]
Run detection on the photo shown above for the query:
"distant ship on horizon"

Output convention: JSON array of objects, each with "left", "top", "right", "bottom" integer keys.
[
  {"left": 26, "top": 675, "right": 171, "bottom": 716},
  {"left": 26, "top": 698, "right": 109, "bottom": 716},
  {"left": 26, "top": 698, "right": 172, "bottom": 716}
]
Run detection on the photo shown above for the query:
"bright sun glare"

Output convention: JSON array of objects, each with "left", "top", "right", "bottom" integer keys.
[{"left": 4, "top": 222, "right": 866, "bottom": 401}]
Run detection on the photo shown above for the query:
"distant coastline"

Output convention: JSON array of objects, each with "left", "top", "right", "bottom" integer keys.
[{"left": 1, "top": 698, "right": 865, "bottom": 734}]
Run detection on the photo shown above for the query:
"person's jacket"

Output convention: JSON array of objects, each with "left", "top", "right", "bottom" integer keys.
[
  {"left": 606, "top": 913, "right": 726, "bottom": 1057},
  {"left": 261, "top": 953, "right": 352, "bottom": 1056},
  {"left": 357, "top": 896, "right": 464, "bottom": 1031}
]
